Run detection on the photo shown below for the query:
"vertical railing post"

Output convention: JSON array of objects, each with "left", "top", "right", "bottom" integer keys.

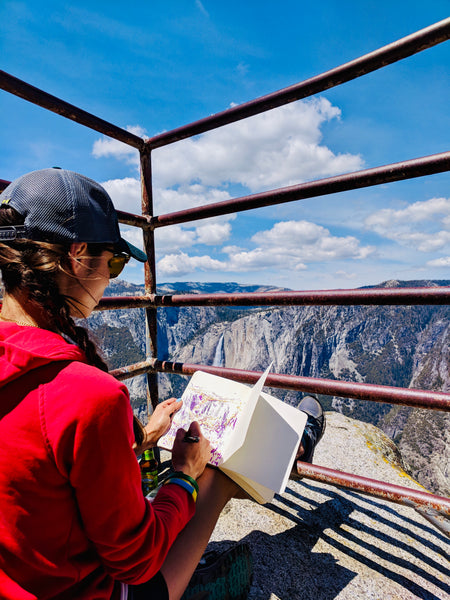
[{"left": 140, "top": 145, "right": 159, "bottom": 413}]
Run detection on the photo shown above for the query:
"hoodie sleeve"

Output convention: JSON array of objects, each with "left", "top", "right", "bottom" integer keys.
[{"left": 40, "top": 361, "right": 195, "bottom": 584}]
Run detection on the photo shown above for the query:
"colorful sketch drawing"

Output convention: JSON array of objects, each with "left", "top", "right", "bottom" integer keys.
[{"left": 159, "top": 380, "right": 247, "bottom": 466}]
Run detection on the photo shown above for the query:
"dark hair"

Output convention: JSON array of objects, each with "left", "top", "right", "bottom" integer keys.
[{"left": 0, "top": 206, "right": 146, "bottom": 446}]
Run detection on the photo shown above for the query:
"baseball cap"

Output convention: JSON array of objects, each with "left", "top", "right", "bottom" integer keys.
[{"left": 0, "top": 168, "right": 147, "bottom": 263}]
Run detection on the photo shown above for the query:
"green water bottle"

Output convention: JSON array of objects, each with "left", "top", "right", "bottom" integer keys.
[{"left": 140, "top": 448, "right": 159, "bottom": 496}]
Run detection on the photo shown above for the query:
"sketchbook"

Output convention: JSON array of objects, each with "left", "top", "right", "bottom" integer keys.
[{"left": 158, "top": 366, "right": 307, "bottom": 503}]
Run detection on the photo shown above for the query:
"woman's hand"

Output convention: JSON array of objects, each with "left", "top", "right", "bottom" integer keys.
[
  {"left": 134, "top": 398, "right": 182, "bottom": 454},
  {"left": 171, "top": 421, "right": 211, "bottom": 481}
]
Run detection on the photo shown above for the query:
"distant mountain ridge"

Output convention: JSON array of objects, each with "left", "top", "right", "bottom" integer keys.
[{"left": 88, "top": 279, "right": 449, "bottom": 496}]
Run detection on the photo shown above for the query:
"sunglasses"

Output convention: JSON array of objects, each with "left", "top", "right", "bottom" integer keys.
[{"left": 105, "top": 249, "right": 130, "bottom": 279}]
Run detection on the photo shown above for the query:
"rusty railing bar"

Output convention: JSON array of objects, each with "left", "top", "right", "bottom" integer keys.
[
  {"left": 0, "top": 179, "right": 10, "bottom": 192},
  {"left": 3, "top": 155, "right": 449, "bottom": 231},
  {"left": 140, "top": 147, "right": 160, "bottom": 411},
  {"left": 151, "top": 151, "right": 450, "bottom": 227},
  {"left": 110, "top": 359, "right": 155, "bottom": 380},
  {"left": 116, "top": 209, "right": 151, "bottom": 229},
  {"left": 110, "top": 360, "right": 450, "bottom": 412},
  {"left": 294, "top": 462, "right": 450, "bottom": 516},
  {"left": 96, "top": 287, "right": 450, "bottom": 311},
  {"left": 0, "top": 70, "right": 145, "bottom": 151},
  {"left": 109, "top": 360, "right": 450, "bottom": 513},
  {"left": 145, "top": 18, "right": 450, "bottom": 149}
]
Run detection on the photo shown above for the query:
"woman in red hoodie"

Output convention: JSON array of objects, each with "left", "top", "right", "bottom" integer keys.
[{"left": 0, "top": 168, "right": 241, "bottom": 600}]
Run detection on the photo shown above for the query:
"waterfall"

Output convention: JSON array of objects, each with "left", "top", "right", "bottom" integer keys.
[{"left": 212, "top": 333, "right": 225, "bottom": 367}]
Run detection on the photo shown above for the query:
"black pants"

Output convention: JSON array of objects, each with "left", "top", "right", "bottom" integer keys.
[{"left": 127, "top": 572, "right": 169, "bottom": 600}]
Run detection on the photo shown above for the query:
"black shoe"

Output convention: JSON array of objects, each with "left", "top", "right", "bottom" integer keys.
[
  {"left": 291, "top": 395, "right": 325, "bottom": 480},
  {"left": 181, "top": 542, "right": 253, "bottom": 600}
]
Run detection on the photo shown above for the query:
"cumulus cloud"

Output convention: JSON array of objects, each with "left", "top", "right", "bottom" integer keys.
[
  {"left": 93, "top": 98, "right": 363, "bottom": 194},
  {"left": 102, "top": 178, "right": 235, "bottom": 216},
  {"left": 156, "top": 219, "right": 374, "bottom": 276},
  {"left": 365, "top": 197, "right": 450, "bottom": 252},
  {"left": 102, "top": 177, "right": 141, "bottom": 212},
  {"left": 427, "top": 256, "right": 450, "bottom": 267},
  {"left": 152, "top": 98, "right": 363, "bottom": 191},
  {"left": 155, "top": 226, "right": 197, "bottom": 252},
  {"left": 102, "top": 179, "right": 234, "bottom": 254},
  {"left": 154, "top": 221, "right": 232, "bottom": 254},
  {"left": 366, "top": 197, "right": 450, "bottom": 228},
  {"left": 94, "top": 99, "right": 372, "bottom": 279},
  {"left": 92, "top": 125, "right": 145, "bottom": 168},
  {"left": 157, "top": 252, "right": 224, "bottom": 276},
  {"left": 119, "top": 226, "right": 146, "bottom": 252},
  {"left": 252, "top": 220, "right": 374, "bottom": 261},
  {"left": 195, "top": 222, "right": 232, "bottom": 244}
]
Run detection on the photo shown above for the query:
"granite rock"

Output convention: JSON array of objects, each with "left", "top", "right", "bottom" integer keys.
[{"left": 203, "top": 412, "right": 450, "bottom": 600}]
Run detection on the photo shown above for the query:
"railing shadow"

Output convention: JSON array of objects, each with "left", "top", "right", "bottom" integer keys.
[{"left": 206, "top": 479, "right": 449, "bottom": 600}]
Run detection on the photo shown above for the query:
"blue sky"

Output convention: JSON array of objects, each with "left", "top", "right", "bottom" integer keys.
[{"left": 1, "top": 1, "right": 449, "bottom": 289}]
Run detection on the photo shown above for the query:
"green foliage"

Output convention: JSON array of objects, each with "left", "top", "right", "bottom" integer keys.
[{"left": 92, "top": 324, "right": 145, "bottom": 370}]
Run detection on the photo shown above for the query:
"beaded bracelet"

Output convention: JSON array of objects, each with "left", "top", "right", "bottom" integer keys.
[{"left": 163, "top": 475, "right": 198, "bottom": 502}]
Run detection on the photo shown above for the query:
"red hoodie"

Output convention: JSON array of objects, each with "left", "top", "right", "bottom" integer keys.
[{"left": 0, "top": 323, "right": 195, "bottom": 599}]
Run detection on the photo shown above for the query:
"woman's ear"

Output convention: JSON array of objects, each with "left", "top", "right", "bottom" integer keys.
[
  {"left": 68, "top": 242, "right": 89, "bottom": 275},
  {"left": 69, "top": 242, "right": 88, "bottom": 259}
]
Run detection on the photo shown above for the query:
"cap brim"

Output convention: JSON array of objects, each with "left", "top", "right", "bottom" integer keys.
[{"left": 117, "top": 238, "right": 148, "bottom": 262}]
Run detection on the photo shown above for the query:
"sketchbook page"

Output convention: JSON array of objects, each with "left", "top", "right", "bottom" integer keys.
[
  {"left": 221, "top": 364, "right": 273, "bottom": 461},
  {"left": 219, "top": 466, "right": 274, "bottom": 504},
  {"left": 260, "top": 391, "right": 308, "bottom": 492},
  {"left": 158, "top": 371, "right": 257, "bottom": 466},
  {"left": 220, "top": 392, "right": 305, "bottom": 495}
]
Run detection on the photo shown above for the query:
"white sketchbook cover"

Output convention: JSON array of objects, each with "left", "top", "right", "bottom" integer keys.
[{"left": 158, "top": 367, "right": 307, "bottom": 503}]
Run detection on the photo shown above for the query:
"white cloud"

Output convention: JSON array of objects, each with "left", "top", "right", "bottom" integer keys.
[
  {"left": 391, "top": 231, "right": 450, "bottom": 252},
  {"left": 94, "top": 100, "right": 377, "bottom": 280},
  {"left": 102, "top": 178, "right": 235, "bottom": 216},
  {"left": 94, "top": 98, "right": 363, "bottom": 195},
  {"left": 152, "top": 98, "right": 363, "bottom": 191},
  {"left": 252, "top": 220, "right": 374, "bottom": 261},
  {"left": 365, "top": 197, "right": 450, "bottom": 253},
  {"left": 102, "top": 177, "right": 141, "bottom": 212},
  {"left": 103, "top": 179, "right": 234, "bottom": 254},
  {"left": 365, "top": 197, "right": 450, "bottom": 229},
  {"left": 366, "top": 198, "right": 450, "bottom": 231},
  {"left": 195, "top": 222, "right": 231, "bottom": 245},
  {"left": 119, "top": 226, "right": 146, "bottom": 251},
  {"left": 92, "top": 125, "right": 145, "bottom": 168},
  {"left": 156, "top": 219, "right": 374, "bottom": 276},
  {"left": 155, "top": 226, "right": 197, "bottom": 252},
  {"left": 154, "top": 221, "right": 231, "bottom": 254},
  {"left": 427, "top": 256, "right": 450, "bottom": 267},
  {"left": 157, "top": 252, "right": 225, "bottom": 276}
]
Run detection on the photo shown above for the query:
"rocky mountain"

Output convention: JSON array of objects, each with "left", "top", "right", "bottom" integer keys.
[{"left": 86, "top": 279, "right": 449, "bottom": 497}]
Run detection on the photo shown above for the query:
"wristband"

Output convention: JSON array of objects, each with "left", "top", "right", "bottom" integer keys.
[
  {"left": 163, "top": 477, "right": 198, "bottom": 502},
  {"left": 167, "top": 471, "right": 199, "bottom": 494}
]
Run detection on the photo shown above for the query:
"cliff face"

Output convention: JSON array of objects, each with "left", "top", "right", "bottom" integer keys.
[{"left": 87, "top": 279, "right": 449, "bottom": 496}]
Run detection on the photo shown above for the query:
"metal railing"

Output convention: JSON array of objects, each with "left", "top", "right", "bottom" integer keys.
[{"left": 1, "top": 18, "right": 450, "bottom": 523}]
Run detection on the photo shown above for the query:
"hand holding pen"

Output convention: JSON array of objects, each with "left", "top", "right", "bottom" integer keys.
[{"left": 172, "top": 421, "right": 211, "bottom": 480}]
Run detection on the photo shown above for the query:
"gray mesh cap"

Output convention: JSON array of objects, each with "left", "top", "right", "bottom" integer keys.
[{"left": 0, "top": 168, "right": 147, "bottom": 262}]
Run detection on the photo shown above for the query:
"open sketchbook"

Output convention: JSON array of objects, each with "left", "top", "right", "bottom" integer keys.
[{"left": 158, "top": 366, "right": 307, "bottom": 503}]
